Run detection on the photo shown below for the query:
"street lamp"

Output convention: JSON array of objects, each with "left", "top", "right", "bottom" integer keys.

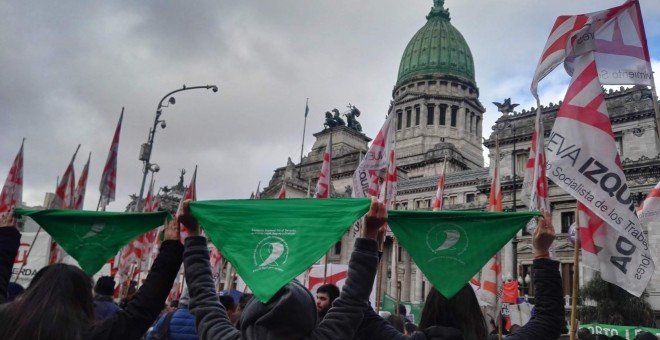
[{"left": 137, "top": 84, "right": 219, "bottom": 211}]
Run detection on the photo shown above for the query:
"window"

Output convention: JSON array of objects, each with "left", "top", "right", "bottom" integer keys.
[
  {"left": 450, "top": 106, "right": 458, "bottom": 127},
  {"left": 398, "top": 246, "right": 403, "bottom": 262},
  {"left": 334, "top": 240, "right": 342, "bottom": 255},
  {"left": 561, "top": 211, "right": 575, "bottom": 234},
  {"left": 415, "top": 106, "right": 421, "bottom": 126},
  {"left": 397, "top": 111, "right": 403, "bottom": 130},
  {"left": 615, "top": 136, "right": 623, "bottom": 157},
  {"left": 427, "top": 105, "right": 435, "bottom": 125},
  {"left": 466, "top": 193, "right": 475, "bottom": 203},
  {"left": 406, "top": 109, "right": 412, "bottom": 128},
  {"left": 470, "top": 113, "right": 474, "bottom": 133},
  {"left": 515, "top": 152, "right": 528, "bottom": 176},
  {"left": 447, "top": 196, "right": 457, "bottom": 205},
  {"left": 561, "top": 262, "right": 576, "bottom": 297},
  {"left": 475, "top": 117, "right": 481, "bottom": 134},
  {"left": 465, "top": 111, "right": 469, "bottom": 130},
  {"left": 439, "top": 105, "right": 447, "bottom": 125}
]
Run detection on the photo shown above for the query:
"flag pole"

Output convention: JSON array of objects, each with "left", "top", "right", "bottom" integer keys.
[
  {"left": 322, "top": 130, "right": 333, "bottom": 283},
  {"left": 394, "top": 238, "right": 401, "bottom": 315},
  {"left": 299, "top": 98, "right": 309, "bottom": 178},
  {"left": 12, "top": 227, "right": 42, "bottom": 283},
  {"left": 569, "top": 205, "right": 581, "bottom": 340},
  {"left": 375, "top": 247, "right": 385, "bottom": 313}
]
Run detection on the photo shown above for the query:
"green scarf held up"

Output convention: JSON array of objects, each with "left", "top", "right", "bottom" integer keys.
[
  {"left": 190, "top": 198, "right": 371, "bottom": 303},
  {"left": 15, "top": 208, "right": 169, "bottom": 275},
  {"left": 388, "top": 210, "right": 540, "bottom": 299}
]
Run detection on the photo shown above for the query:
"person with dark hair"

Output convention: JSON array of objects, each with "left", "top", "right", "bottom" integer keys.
[
  {"left": 0, "top": 213, "right": 184, "bottom": 340},
  {"left": 93, "top": 276, "right": 120, "bottom": 321},
  {"left": 576, "top": 327, "right": 592, "bottom": 340},
  {"left": 404, "top": 322, "right": 418, "bottom": 336},
  {"left": 179, "top": 198, "right": 386, "bottom": 340},
  {"left": 147, "top": 287, "right": 198, "bottom": 340},
  {"left": 635, "top": 331, "right": 657, "bottom": 340},
  {"left": 219, "top": 294, "right": 239, "bottom": 325},
  {"left": 398, "top": 303, "right": 412, "bottom": 323},
  {"left": 316, "top": 283, "right": 340, "bottom": 320}
]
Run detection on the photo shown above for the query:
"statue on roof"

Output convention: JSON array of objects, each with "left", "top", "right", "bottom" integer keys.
[
  {"left": 332, "top": 109, "right": 346, "bottom": 126},
  {"left": 492, "top": 98, "right": 519, "bottom": 115},
  {"left": 344, "top": 104, "right": 362, "bottom": 132},
  {"left": 433, "top": 0, "right": 445, "bottom": 8}
]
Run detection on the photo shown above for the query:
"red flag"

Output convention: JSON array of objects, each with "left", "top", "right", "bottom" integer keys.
[
  {"left": 73, "top": 153, "right": 91, "bottom": 210},
  {"left": 99, "top": 110, "right": 123, "bottom": 208},
  {"left": 315, "top": 138, "right": 332, "bottom": 199},
  {"left": 638, "top": 181, "right": 660, "bottom": 224},
  {"left": 210, "top": 247, "right": 223, "bottom": 284},
  {"left": 522, "top": 109, "right": 550, "bottom": 212},
  {"left": 0, "top": 140, "right": 24, "bottom": 217},
  {"left": 277, "top": 181, "right": 287, "bottom": 199},
  {"left": 176, "top": 166, "right": 197, "bottom": 241},
  {"left": 432, "top": 159, "right": 447, "bottom": 211},
  {"left": 52, "top": 145, "right": 80, "bottom": 209},
  {"left": 380, "top": 149, "right": 397, "bottom": 208}
]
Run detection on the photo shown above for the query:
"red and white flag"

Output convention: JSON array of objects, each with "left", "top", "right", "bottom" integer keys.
[
  {"left": 315, "top": 138, "right": 332, "bottom": 199},
  {"left": 379, "top": 149, "right": 397, "bottom": 208},
  {"left": 52, "top": 145, "right": 80, "bottom": 209},
  {"left": 578, "top": 202, "right": 653, "bottom": 296},
  {"left": 210, "top": 247, "right": 223, "bottom": 285},
  {"left": 277, "top": 181, "right": 287, "bottom": 199},
  {"left": 99, "top": 111, "right": 123, "bottom": 209},
  {"left": 542, "top": 12, "right": 653, "bottom": 294},
  {"left": 638, "top": 181, "right": 660, "bottom": 225},
  {"left": 353, "top": 113, "right": 394, "bottom": 198},
  {"left": 480, "top": 252, "right": 502, "bottom": 324},
  {"left": 521, "top": 111, "right": 550, "bottom": 212},
  {"left": 432, "top": 159, "right": 447, "bottom": 211},
  {"left": 73, "top": 153, "right": 91, "bottom": 210},
  {"left": 488, "top": 143, "right": 503, "bottom": 213},
  {"left": 176, "top": 166, "right": 198, "bottom": 241},
  {"left": 0, "top": 140, "right": 24, "bottom": 217}
]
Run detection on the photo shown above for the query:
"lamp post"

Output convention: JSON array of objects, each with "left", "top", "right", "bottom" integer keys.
[
  {"left": 493, "top": 98, "right": 520, "bottom": 281},
  {"left": 137, "top": 84, "right": 219, "bottom": 211}
]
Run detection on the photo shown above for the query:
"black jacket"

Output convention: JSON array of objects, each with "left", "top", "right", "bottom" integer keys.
[
  {"left": 354, "top": 258, "right": 563, "bottom": 340},
  {"left": 0, "top": 228, "right": 20, "bottom": 304},
  {"left": 183, "top": 235, "right": 379, "bottom": 340}
]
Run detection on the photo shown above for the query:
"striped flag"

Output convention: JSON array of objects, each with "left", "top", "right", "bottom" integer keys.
[
  {"left": 52, "top": 146, "right": 79, "bottom": 210},
  {"left": 73, "top": 153, "right": 91, "bottom": 210},
  {"left": 315, "top": 138, "right": 332, "bottom": 199},
  {"left": 487, "top": 141, "right": 502, "bottom": 213},
  {"left": 99, "top": 111, "right": 123, "bottom": 209},
  {"left": 521, "top": 110, "right": 550, "bottom": 212},
  {"left": 432, "top": 159, "right": 447, "bottom": 211},
  {"left": 379, "top": 149, "right": 397, "bottom": 208},
  {"left": 638, "top": 181, "right": 660, "bottom": 225},
  {"left": 353, "top": 113, "right": 394, "bottom": 198},
  {"left": 0, "top": 140, "right": 24, "bottom": 217},
  {"left": 277, "top": 181, "right": 287, "bottom": 199}
]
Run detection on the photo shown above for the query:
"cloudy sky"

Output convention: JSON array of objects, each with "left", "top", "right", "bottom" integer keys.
[{"left": 1, "top": 0, "right": 659, "bottom": 211}]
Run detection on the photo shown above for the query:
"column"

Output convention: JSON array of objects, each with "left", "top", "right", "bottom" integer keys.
[
  {"left": 476, "top": 116, "right": 483, "bottom": 140},
  {"left": 223, "top": 262, "right": 234, "bottom": 290},
  {"left": 414, "top": 263, "right": 424, "bottom": 303},
  {"left": 403, "top": 250, "right": 412, "bottom": 302}
]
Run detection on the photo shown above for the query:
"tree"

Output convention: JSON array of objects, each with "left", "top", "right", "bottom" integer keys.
[{"left": 578, "top": 273, "right": 655, "bottom": 327}]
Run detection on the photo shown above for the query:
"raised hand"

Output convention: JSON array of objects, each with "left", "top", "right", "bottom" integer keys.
[
  {"left": 163, "top": 218, "right": 180, "bottom": 241},
  {"left": 0, "top": 210, "right": 17, "bottom": 229},
  {"left": 533, "top": 210, "right": 555, "bottom": 259},
  {"left": 177, "top": 199, "right": 200, "bottom": 236},
  {"left": 363, "top": 197, "right": 387, "bottom": 240}
]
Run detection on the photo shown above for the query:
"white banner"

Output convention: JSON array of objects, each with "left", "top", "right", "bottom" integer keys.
[
  {"left": 12, "top": 232, "right": 50, "bottom": 288},
  {"left": 307, "top": 264, "right": 376, "bottom": 306}
]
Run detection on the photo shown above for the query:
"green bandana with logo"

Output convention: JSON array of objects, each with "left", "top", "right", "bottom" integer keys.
[
  {"left": 388, "top": 210, "right": 540, "bottom": 299},
  {"left": 15, "top": 208, "right": 169, "bottom": 275},
  {"left": 190, "top": 198, "right": 371, "bottom": 302}
]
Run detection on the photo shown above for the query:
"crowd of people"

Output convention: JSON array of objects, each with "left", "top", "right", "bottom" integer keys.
[{"left": 0, "top": 198, "right": 627, "bottom": 339}]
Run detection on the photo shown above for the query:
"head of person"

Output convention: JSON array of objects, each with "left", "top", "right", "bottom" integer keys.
[
  {"left": 93, "top": 276, "right": 115, "bottom": 297},
  {"left": 404, "top": 322, "right": 418, "bottom": 336},
  {"left": 386, "top": 314, "right": 405, "bottom": 333},
  {"left": 1, "top": 263, "right": 94, "bottom": 340},
  {"left": 239, "top": 280, "right": 317, "bottom": 339},
  {"left": 576, "top": 328, "right": 592, "bottom": 340},
  {"left": 315, "top": 283, "right": 340, "bottom": 317},
  {"left": 219, "top": 295, "right": 239, "bottom": 324},
  {"left": 418, "top": 285, "right": 487, "bottom": 340},
  {"left": 398, "top": 303, "right": 407, "bottom": 316},
  {"left": 635, "top": 332, "right": 657, "bottom": 340}
]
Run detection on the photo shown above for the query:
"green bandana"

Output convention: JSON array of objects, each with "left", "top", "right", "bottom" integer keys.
[
  {"left": 15, "top": 209, "right": 169, "bottom": 275},
  {"left": 388, "top": 210, "right": 539, "bottom": 299},
  {"left": 190, "top": 198, "right": 370, "bottom": 302}
]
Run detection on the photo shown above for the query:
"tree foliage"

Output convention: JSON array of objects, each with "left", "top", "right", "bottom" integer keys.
[{"left": 578, "top": 274, "right": 655, "bottom": 327}]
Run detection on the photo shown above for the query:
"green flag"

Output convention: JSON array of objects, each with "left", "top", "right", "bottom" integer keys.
[
  {"left": 15, "top": 209, "right": 169, "bottom": 275},
  {"left": 190, "top": 198, "right": 370, "bottom": 303},
  {"left": 388, "top": 210, "right": 539, "bottom": 299}
]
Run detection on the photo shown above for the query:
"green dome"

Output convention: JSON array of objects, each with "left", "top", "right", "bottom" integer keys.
[{"left": 397, "top": 1, "right": 475, "bottom": 86}]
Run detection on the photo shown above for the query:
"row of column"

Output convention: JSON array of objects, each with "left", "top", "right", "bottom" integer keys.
[
  {"left": 396, "top": 103, "right": 483, "bottom": 140},
  {"left": 388, "top": 241, "right": 427, "bottom": 303}
]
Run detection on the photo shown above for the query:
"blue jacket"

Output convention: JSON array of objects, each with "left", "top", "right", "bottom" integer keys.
[
  {"left": 147, "top": 305, "right": 198, "bottom": 340},
  {"left": 93, "top": 295, "right": 121, "bottom": 321}
]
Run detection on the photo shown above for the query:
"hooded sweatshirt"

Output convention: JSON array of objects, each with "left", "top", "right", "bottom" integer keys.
[{"left": 184, "top": 236, "right": 379, "bottom": 340}]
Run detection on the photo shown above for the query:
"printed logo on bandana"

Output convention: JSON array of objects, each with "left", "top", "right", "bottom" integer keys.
[
  {"left": 252, "top": 229, "right": 294, "bottom": 272},
  {"left": 72, "top": 223, "right": 113, "bottom": 252},
  {"left": 426, "top": 224, "right": 468, "bottom": 264}
]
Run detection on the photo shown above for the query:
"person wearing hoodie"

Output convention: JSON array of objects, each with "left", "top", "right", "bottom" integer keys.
[
  {"left": 93, "top": 276, "right": 121, "bottom": 321},
  {"left": 179, "top": 198, "right": 387, "bottom": 340},
  {"left": 147, "top": 286, "right": 198, "bottom": 340},
  {"left": 0, "top": 214, "right": 184, "bottom": 340},
  {"left": 354, "top": 211, "right": 563, "bottom": 340}
]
